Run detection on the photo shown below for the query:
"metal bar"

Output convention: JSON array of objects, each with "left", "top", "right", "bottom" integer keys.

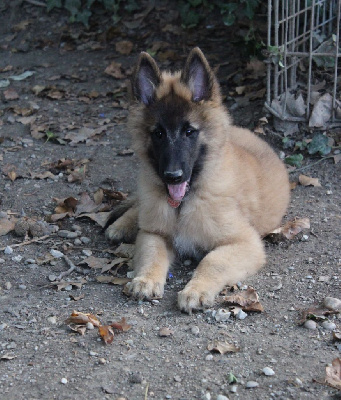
[
  {"left": 331, "top": 0, "right": 340, "bottom": 122},
  {"left": 306, "top": 0, "right": 315, "bottom": 120}
]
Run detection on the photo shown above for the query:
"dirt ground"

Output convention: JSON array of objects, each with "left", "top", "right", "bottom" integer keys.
[{"left": 0, "top": 2, "right": 340, "bottom": 400}]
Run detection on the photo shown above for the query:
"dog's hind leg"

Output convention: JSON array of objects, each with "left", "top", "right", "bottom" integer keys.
[
  {"left": 178, "top": 223, "right": 266, "bottom": 313},
  {"left": 105, "top": 204, "right": 139, "bottom": 243},
  {"left": 127, "top": 230, "right": 174, "bottom": 299}
]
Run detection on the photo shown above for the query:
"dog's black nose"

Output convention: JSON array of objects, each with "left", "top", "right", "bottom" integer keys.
[{"left": 164, "top": 169, "right": 183, "bottom": 184}]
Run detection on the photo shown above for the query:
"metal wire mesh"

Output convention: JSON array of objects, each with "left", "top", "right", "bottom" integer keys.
[{"left": 265, "top": 0, "right": 341, "bottom": 129}]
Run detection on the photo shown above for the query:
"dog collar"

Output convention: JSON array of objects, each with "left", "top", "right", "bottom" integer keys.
[{"left": 167, "top": 197, "right": 181, "bottom": 208}]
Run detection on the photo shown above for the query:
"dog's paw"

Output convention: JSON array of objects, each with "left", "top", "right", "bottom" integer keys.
[
  {"left": 105, "top": 223, "right": 136, "bottom": 243},
  {"left": 127, "top": 276, "right": 164, "bottom": 300},
  {"left": 178, "top": 286, "right": 215, "bottom": 314}
]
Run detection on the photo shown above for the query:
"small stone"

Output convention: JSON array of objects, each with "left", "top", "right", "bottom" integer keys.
[
  {"left": 64, "top": 285, "right": 73, "bottom": 291},
  {"left": 230, "top": 385, "right": 237, "bottom": 393},
  {"left": 246, "top": 381, "right": 259, "bottom": 388},
  {"left": 80, "top": 236, "right": 91, "bottom": 244},
  {"left": 203, "top": 393, "right": 211, "bottom": 400},
  {"left": 215, "top": 308, "right": 231, "bottom": 322},
  {"left": 5, "top": 281, "right": 12, "bottom": 290},
  {"left": 58, "top": 230, "right": 78, "bottom": 239},
  {"left": 47, "top": 316, "right": 57, "bottom": 324},
  {"left": 174, "top": 375, "right": 181, "bottom": 382},
  {"left": 323, "top": 297, "right": 341, "bottom": 311},
  {"left": 183, "top": 259, "right": 192, "bottom": 266},
  {"left": 205, "top": 354, "right": 214, "bottom": 361},
  {"left": 60, "top": 378, "right": 67, "bottom": 384},
  {"left": 191, "top": 325, "right": 200, "bottom": 335},
  {"left": 321, "top": 321, "right": 336, "bottom": 331},
  {"left": 86, "top": 322, "right": 94, "bottom": 330},
  {"left": 301, "top": 235, "right": 309, "bottom": 241},
  {"left": 216, "top": 395, "right": 229, "bottom": 400},
  {"left": 236, "top": 310, "right": 248, "bottom": 320},
  {"left": 12, "top": 255, "right": 23, "bottom": 262},
  {"left": 89, "top": 351, "right": 98, "bottom": 356},
  {"left": 71, "top": 225, "right": 82, "bottom": 232},
  {"left": 74, "top": 238, "right": 82, "bottom": 245},
  {"left": 130, "top": 373, "right": 142, "bottom": 384},
  {"left": 294, "top": 377, "right": 303, "bottom": 386},
  {"left": 82, "top": 249, "right": 92, "bottom": 257},
  {"left": 0, "top": 323, "right": 7, "bottom": 331},
  {"left": 98, "top": 358, "right": 106, "bottom": 364},
  {"left": 151, "top": 299, "right": 159, "bottom": 305},
  {"left": 18, "top": 284, "right": 27, "bottom": 290},
  {"left": 262, "top": 367, "right": 275, "bottom": 376},
  {"left": 0, "top": 258, "right": 5, "bottom": 264},
  {"left": 25, "top": 258, "right": 36, "bottom": 264},
  {"left": 50, "top": 249, "right": 64, "bottom": 258},
  {"left": 304, "top": 320, "right": 317, "bottom": 330},
  {"left": 48, "top": 274, "right": 57, "bottom": 282},
  {"left": 4, "top": 246, "right": 13, "bottom": 255}
]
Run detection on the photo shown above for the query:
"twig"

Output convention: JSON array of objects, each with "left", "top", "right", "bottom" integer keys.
[
  {"left": 144, "top": 382, "right": 149, "bottom": 400},
  {"left": 0, "top": 234, "right": 51, "bottom": 251},
  {"left": 289, "top": 156, "right": 332, "bottom": 174},
  {"left": 24, "top": 0, "right": 46, "bottom": 7}
]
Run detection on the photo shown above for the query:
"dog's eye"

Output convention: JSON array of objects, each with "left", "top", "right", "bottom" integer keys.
[
  {"left": 185, "top": 128, "right": 196, "bottom": 137},
  {"left": 153, "top": 130, "right": 164, "bottom": 139}
]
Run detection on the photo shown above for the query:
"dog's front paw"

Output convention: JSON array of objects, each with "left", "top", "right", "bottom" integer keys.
[
  {"left": 178, "top": 285, "right": 215, "bottom": 314},
  {"left": 128, "top": 276, "right": 164, "bottom": 300}
]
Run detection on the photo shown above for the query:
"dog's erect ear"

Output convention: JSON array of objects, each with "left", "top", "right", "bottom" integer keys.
[
  {"left": 133, "top": 52, "right": 161, "bottom": 105},
  {"left": 181, "top": 47, "right": 213, "bottom": 102}
]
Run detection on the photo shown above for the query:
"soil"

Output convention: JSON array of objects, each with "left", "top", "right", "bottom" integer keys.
[{"left": 0, "top": 2, "right": 340, "bottom": 400}]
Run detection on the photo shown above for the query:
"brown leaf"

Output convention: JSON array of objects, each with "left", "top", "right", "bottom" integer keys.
[
  {"left": 13, "top": 20, "right": 32, "bottom": 31},
  {"left": 64, "top": 127, "right": 96, "bottom": 145},
  {"left": 110, "top": 317, "right": 131, "bottom": 332},
  {"left": 223, "top": 287, "right": 264, "bottom": 312},
  {"left": 17, "top": 116, "right": 36, "bottom": 125},
  {"left": 299, "top": 174, "right": 321, "bottom": 187},
  {"left": 298, "top": 305, "right": 338, "bottom": 324},
  {"left": 4, "top": 88, "right": 19, "bottom": 100},
  {"left": 104, "top": 62, "right": 125, "bottom": 79},
  {"left": 96, "top": 276, "right": 131, "bottom": 285},
  {"left": 93, "top": 188, "right": 104, "bottom": 205},
  {"left": 281, "top": 217, "right": 310, "bottom": 239},
  {"left": 68, "top": 324, "right": 87, "bottom": 335},
  {"left": 115, "top": 40, "right": 133, "bottom": 55},
  {"left": 246, "top": 59, "right": 266, "bottom": 79},
  {"left": 325, "top": 358, "right": 341, "bottom": 390},
  {"left": 65, "top": 310, "right": 101, "bottom": 327},
  {"left": 55, "top": 278, "right": 87, "bottom": 291},
  {"left": 159, "top": 327, "right": 174, "bottom": 337},
  {"left": 114, "top": 243, "right": 135, "bottom": 259},
  {"left": 75, "top": 192, "right": 101, "bottom": 215},
  {"left": 99, "top": 325, "right": 115, "bottom": 344},
  {"left": 102, "top": 188, "right": 128, "bottom": 201},
  {"left": 77, "top": 211, "right": 112, "bottom": 228},
  {"left": 69, "top": 294, "right": 85, "bottom": 301},
  {"left": 0, "top": 217, "right": 15, "bottom": 236},
  {"left": 290, "top": 181, "right": 298, "bottom": 190},
  {"left": 207, "top": 339, "right": 240, "bottom": 354},
  {"left": 8, "top": 170, "right": 17, "bottom": 181}
]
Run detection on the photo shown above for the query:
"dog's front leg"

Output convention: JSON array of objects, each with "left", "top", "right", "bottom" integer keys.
[
  {"left": 178, "top": 228, "right": 266, "bottom": 313},
  {"left": 128, "top": 230, "right": 173, "bottom": 299}
]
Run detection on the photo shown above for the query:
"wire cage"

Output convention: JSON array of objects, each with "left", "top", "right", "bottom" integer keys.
[{"left": 265, "top": 0, "right": 341, "bottom": 130}]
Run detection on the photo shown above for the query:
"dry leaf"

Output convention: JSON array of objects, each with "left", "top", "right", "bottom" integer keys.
[
  {"left": 4, "top": 88, "right": 19, "bottom": 100},
  {"left": 207, "top": 339, "right": 240, "bottom": 354},
  {"left": 325, "top": 358, "right": 341, "bottom": 390},
  {"left": 54, "top": 278, "right": 87, "bottom": 291},
  {"left": 0, "top": 353, "right": 17, "bottom": 361},
  {"left": 159, "top": 327, "right": 174, "bottom": 337},
  {"left": 104, "top": 61, "right": 125, "bottom": 79},
  {"left": 114, "top": 243, "right": 135, "bottom": 259},
  {"left": 0, "top": 216, "right": 15, "bottom": 236},
  {"left": 13, "top": 19, "right": 31, "bottom": 31},
  {"left": 290, "top": 181, "right": 298, "bottom": 190},
  {"left": 115, "top": 40, "right": 133, "bottom": 55},
  {"left": 8, "top": 170, "right": 17, "bottom": 181},
  {"left": 267, "top": 217, "right": 310, "bottom": 241},
  {"left": 77, "top": 211, "right": 112, "bottom": 228},
  {"left": 65, "top": 310, "right": 100, "bottom": 327},
  {"left": 96, "top": 276, "right": 131, "bottom": 285},
  {"left": 99, "top": 325, "right": 115, "bottom": 344},
  {"left": 68, "top": 324, "right": 87, "bottom": 335},
  {"left": 81, "top": 256, "right": 109, "bottom": 269},
  {"left": 223, "top": 287, "right": 264, "bottom": 312},
  {"left": 299, "top": 174, "right": 321, "bottom": 187},
  {"left": 333, "top": 154, "right": 341, "bottom": 164},
  {"left": 69, "top": 294, "right": 85, "bottom": 301},
  {"left": 17, "top": 116, "right": 36, "bottom": 125},
  {"left": 111, "top": 317, "right": 131, "bottom": 332},
  {"left": 298, "top": 305, "right": 338, "bottom": 324}
]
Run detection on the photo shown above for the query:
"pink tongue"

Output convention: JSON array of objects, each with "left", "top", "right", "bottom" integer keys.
[{"left": 167, "top": 182, "right": 187, "bottom": 201}]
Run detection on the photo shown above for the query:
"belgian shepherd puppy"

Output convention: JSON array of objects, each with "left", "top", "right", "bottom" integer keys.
[{"left": 106, "top": 47, "right": 290, "bottom": 313}]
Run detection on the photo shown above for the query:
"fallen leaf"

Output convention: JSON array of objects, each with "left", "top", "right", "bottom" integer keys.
[
  {"left": 110, "top": 317, "right": 131, "bottom": 332},
  {"left": 333, "top": 154, "right": 341, "bottom": 164},
  {"left": 299, "top": 174, "right": 321, "bottom": 187},
  {"left": 290, "top": 181, "right": 298, "bottom": 190},
  {"left": 0, "top": 216, "right": 15, "bottom": 236},
  {"left": 8, "top": 170, "right": 17, "bottom": 181},
  {"left": 78, "top": 211, "right": 112, "bottom": 228},
  {"left": 81, "top": 256, "right": 109, "bottom": 270},
  {"left": 4, "top": 88, "right": 19, "bottom": 100},
  {"left": 0, "top": 353, "right": 17, "bottom": 361},
  {"left": 68, "top": 324, "right": 87, "bottom": 335},
  {"left": 54, "top": 278, "right": 87, "bottom": 291},
  {"left": 104, "top": 61, "right": 125, "bottom": 79},
  {"left": 267, "top": 217, "right": 310, "bottom": 241},
  {"left": 17, "top": 116, "right": 36, "bottom": 125},
  {"left": 114, "top": 243, "right": 135, "bottom": 259},
  {"left": 12, "top": 19, "right": 32, "bottom": 31},
  {"left": 159, "top": 327, "right": 174, "bottom": 337},
  {"left": 96, "top": 276, "right": 131, "bottom": 285},
  {"left": 99, "top": 325, "right": 115, "bottom": 344},
  {"left": 207, "top": 339, "right": 240, "bottom": 354},
  {"left": 246, "top": 59, "right": 266, "bottom": 79},
  {"left": 223, "top": 287, "right": 264, "bottom": 312},
  {"left": 69, "top": 294, "right": 85, "bottom": 301},
  {"left": 65, "top": 310, "right": 101, "bottom": 327},
  {"left": 325, "top": 358, "right": 341, "bottom": 390},
  {"left": 298, "top": 305, "right": 338, "bottom": 324},
  {"left": 115, "top": 40, "right": 133, "bottom": 55}
]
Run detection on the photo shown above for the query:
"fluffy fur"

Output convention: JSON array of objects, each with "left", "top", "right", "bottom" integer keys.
[{"left": 106, "top": 47, "right": 290, "bottom": 313}]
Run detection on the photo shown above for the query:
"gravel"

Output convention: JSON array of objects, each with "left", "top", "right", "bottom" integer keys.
[{"left": 304, "top": 320, "right": 317, "bottom": 330}]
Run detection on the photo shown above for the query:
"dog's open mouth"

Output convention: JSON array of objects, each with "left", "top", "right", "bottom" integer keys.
[{"left": 167, "top": 181, "right": 189, "bottom": 208}]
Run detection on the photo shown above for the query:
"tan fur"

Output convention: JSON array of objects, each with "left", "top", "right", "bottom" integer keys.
[{"left": 106, "top": 48, "right": 290, "bottom": 313}]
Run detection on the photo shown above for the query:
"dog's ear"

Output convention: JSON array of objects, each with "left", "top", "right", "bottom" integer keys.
[
  {"left": 181, "top": 47, "right": 214, "bottom": 102},
  {"left": 133, "top": 52, "right": 161, "bottom": 105}
]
